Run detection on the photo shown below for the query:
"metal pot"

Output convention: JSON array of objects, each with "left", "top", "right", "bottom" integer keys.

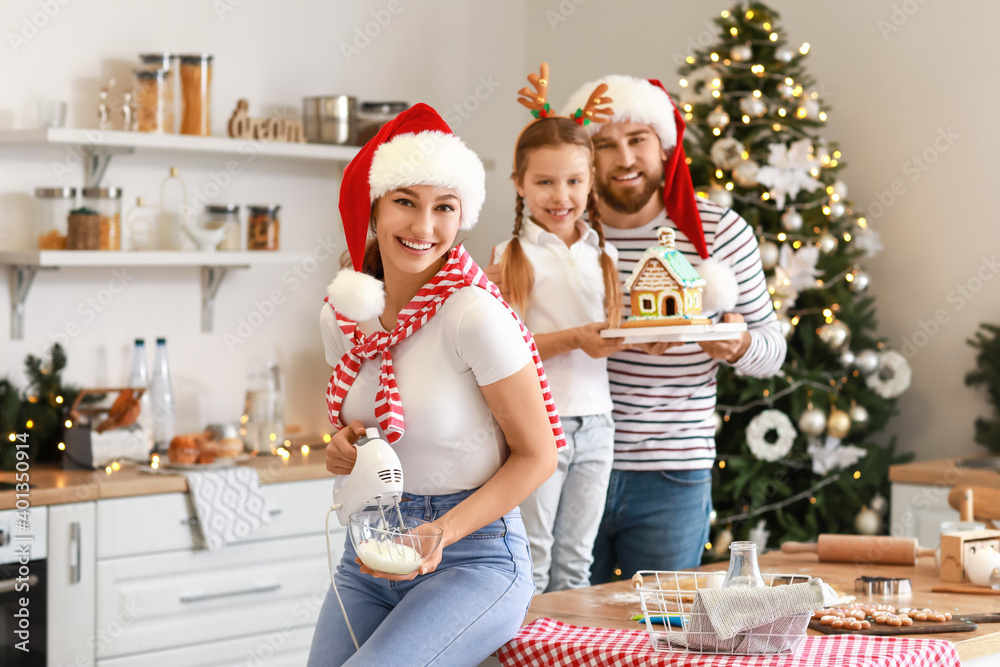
[{"left": 302, "top": 95, "right": 357, "bottom": 145}]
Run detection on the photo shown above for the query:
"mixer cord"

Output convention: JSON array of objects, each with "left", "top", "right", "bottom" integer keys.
[{"left": 325, "top": 505, "right": 360, "bottom": 650}]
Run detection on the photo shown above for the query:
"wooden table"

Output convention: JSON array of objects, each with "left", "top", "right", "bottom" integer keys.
[{"left": 526, "top": 551, "right": 1000, "bottom": 662}]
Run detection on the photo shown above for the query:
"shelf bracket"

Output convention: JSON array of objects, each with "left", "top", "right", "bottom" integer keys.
[
  {"left": 9, "top": 264, "right": 39, "bottom": 340},
  {"left": 81, "top": 145, "right": 134, "bottom": 187},
  {"left": 200, "top": 266, "right": 229, "bottom": 333}
]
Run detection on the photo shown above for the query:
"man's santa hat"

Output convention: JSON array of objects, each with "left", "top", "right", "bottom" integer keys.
[
  {"left": 327, "top": 103, "right": 486, "bottom": 322},
  {"left": 562, "top": 75, "right": 739, "bottom": 313}
]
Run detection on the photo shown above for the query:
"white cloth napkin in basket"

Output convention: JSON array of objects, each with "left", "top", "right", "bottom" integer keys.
[
  {"left": 184, "top": 467, "right": 271, "bottom": 550},
  {"left": 669, "top": 578, "right": 838, "bottom": 654}
]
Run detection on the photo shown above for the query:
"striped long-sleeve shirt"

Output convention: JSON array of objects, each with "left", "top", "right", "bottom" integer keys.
[{"left": 604, "top": 199, "right": 786, "bottom": 471}]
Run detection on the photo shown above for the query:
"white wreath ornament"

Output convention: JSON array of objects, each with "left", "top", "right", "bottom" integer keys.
[{"left": 745, "top": 409, "right": 798, "bottom": 462}]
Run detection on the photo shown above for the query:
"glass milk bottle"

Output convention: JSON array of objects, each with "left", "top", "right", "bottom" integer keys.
[
  {"left": 127, "top": 338, "right": 155, "bottom": 454},
  {"left": 721, "top": 541, "right": 766, "bottom": 588},
  {"left": 149, "top": 337, "right": 177, "bottom": 451}
]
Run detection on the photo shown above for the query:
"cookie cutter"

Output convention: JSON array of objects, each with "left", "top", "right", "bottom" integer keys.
[{"left": 854, "top": 576, "right": 912, "bottom": 595}]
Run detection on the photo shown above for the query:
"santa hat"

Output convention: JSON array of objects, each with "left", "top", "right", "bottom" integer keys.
[
  {"left": 327, "top": 103, "right": 486, "bottom": 322},
  {"left": 562, "top": 75, "right": 739, "bottom": 312}
]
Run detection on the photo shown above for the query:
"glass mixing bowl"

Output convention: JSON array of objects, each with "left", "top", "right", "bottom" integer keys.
[{"left": 349, "top": 510, "right": 443, "bottom": 575}]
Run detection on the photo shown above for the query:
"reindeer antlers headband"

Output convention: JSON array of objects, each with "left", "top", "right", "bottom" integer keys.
[{"left": 517, "top": 62, "right": 613, "bottom": 126}]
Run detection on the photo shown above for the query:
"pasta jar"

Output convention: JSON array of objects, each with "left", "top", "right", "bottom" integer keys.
[
  {"left": 202, "top": 204, "right": 241, "bottom": 251},
  {"left": 247, "top": 205, "right": 280, "bottom": 251},
  {"left": 138, "top": 52, "right": 178, "bottom": 132},
  {"left": 35, "top": 187, "right": 76, "bottom": 249},
  {"left": 82, "top": 186, "right": 123, "bottom": 251},
  {"left": 133, "top": 68, "right": 172, "bottom": 133},
  {"left": 179, "top": 53, "right": 213, "bottom": 136}
]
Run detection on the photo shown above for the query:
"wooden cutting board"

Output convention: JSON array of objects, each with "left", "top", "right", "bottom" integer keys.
[{"left": 809, "top": 614, "right": 1000, "bottom": 636}]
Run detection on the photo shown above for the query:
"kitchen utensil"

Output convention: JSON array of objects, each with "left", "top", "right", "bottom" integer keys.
[
  {"left": 854, "top": 576, "right": 912, "bottom": 595},
  {"left": 780, "top": 535, "right": 936, "bottom": 565},
  {"left": 303, "top": 95, "right": 357, "bottom": 144},
  {"left": 348, "top": 511, "right": 442, "bottom": 575}
]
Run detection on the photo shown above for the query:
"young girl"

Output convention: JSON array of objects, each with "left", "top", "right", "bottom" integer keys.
[
  {"left": 309, "top": 104, "right": 562, "bottom": 666},
  {"left": 492, "top": 65, "right": 623, "bottom": 594}
]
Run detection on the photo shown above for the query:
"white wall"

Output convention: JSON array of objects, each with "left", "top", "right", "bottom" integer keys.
[
  {"left": 2, "top": 0, "right": 997, "bottom": 462},
  {"left": 524, "top": 0, "right": 1000, "bottom": 462},
  {"left": 0, "top": 0, "right": 527, "bottom": 436}
]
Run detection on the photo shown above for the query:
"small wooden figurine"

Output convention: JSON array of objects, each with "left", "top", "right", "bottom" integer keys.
[{"left": 227, "top": 99, "right": 305, "bottom": 143}]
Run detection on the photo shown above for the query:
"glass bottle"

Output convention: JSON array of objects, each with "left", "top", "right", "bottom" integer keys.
[
  {"left": 124, "top": 196, "right": 158, "bottom": 251},
  {"left": 721, "top": 541, "right": 766, "bottom": 588},
  {"left": 150, "top": 337, "right": 176, "bottom": 451},
  {"left": 267, "top": 362, "right": 286, "bottom": 451},
  {"left": 241, "top": 360, "right": 284, "bottom": 455},
  {"left": 158, "top": 166, "right": 187, "bottom": 250},
  {"left": 128, "top": 338, "right": 154, "bottom": 454}
]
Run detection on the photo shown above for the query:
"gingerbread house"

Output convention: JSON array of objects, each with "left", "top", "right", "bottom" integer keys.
[{"left": 623, "top": 227, "right": 709, "bottom": 327}]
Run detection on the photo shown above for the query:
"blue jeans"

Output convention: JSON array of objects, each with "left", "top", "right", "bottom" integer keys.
[
  {"left": 307, "top": 489, "right": 534, "bottom": 667},
  {"left": 519, "top": 413, "right": 614, "bottom": 593},
  {"left": 591, "top": 468, "right": 712, "bottom": 583}
]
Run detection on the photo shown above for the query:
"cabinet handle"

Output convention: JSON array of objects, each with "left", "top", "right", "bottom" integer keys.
[
  {"left": 69, "top": 521, "right": 81, "bottom": 584},
  {"left": 179, "top": 582, "right": 281, "bottom": 604},
  {"left": 0, "top": 575, "right": 38, "bottom": 594}
]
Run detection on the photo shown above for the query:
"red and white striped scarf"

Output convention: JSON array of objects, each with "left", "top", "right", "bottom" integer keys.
[{"left": 325, "top": 244, "right": 565, "bottom": 448}]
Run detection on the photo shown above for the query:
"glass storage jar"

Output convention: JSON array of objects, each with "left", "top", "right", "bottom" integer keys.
[
  {"left": 179, "top": 53, "right": 213, "bottom": 136},
  {"left": 35, "top": 187, "right": 76, "bottom": 249},
  {"left": 138, "top": 52, "right": 178, "bottom": 132},
  {"left": 247, "top": 205, "right": 280, "bottom": 250},
  {"left": 81, "top": 186, "right": 123, "bottom": 251},
  {"left": 133, "top": 68, "right": 172, "bottom": 133},
  {"left": 202, "top": 204, "right": 241, "bottom": 251}
]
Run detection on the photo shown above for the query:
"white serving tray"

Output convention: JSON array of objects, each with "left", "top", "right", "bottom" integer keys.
[{"left": 600, "top": 321, "right": 747, "bottom": 344}]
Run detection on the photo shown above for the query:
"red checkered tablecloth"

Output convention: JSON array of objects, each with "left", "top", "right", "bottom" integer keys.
[{"left": 497, "top": 618, "right": 962, "bottom": 667}]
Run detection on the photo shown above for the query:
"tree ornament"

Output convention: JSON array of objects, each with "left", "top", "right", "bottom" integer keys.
[
  {"left": 710, "top": 137, "right": 745, "bottom": 170},
  {"left": 797, "top": 97, "right": 821, "bottom": 120},
  {"left": 713, "top": 527, "right": 734, "bottom": 558},
  {"left": 828, "top": 200, "right": 847, "bottom": 219},
  {"left": 777, "top": 81, "right": 796, "bottom": 100},
  {"left": 832, "top": 180, "right": 849, "bottom": 199},
  {"left": 780, "top": 209, "right": 803, "bottom": 231},
  {"left": 739, "top": 95, "right": 767, "bottom": 118},
  {"left": 818, "top": 320, "right": 850, "bottom": 351},
  {"left": 809, "top": 435, "right": 866, "bottom": 474},
  {"left": 757, "top": 140, "right": 823, "bottom": 210},
  {"left": 746, "top": 409, "right": 797, "bottom": 461},
  {"left": 839, "top": 349, "right": 856, "bottom": 368},
  {"left": 870, "top": 492, "right": 888, "bottom": 516},
  {"left": 854, "top": 506, "right": 882, "bottom": 536},
  {"left": 708, "top": 185, "right": 733, "bottom": 209},
  {"left": 777, "top": 243, "right": 820, "bottom": 291},
  {"left": 708, "top": 106, "right": 731, "bottom": 132},
  {"left": 852, "top": 226, "right": 883, "bottom": 258},
  {"left": 849, "top": 401, "right": 870, "bottom": 427},
  {"left": 774, "top": 46, "right": 796, "bottom": 63},
  {"left": 855, "top": 349, "right": 880, "bottom": 376},
  {"left": 777, "top": 313, "right": 794, "bottom": 340},
  {"left": 711, "top": 410, "right": 724, "bottom": 435},
  {"left": 730, "top": 43, "right": 753, "bottom": 62},
  {"left": 798, "top": 404, "right": 827, "bottom": 436},
  {"left": 866, "top": 350, "right": 912, "bottom": 399},
  {"left": 759, "top": 241, "right": 779, "bottom": 270},
  {"left": 827, "top": 408, "right": 851, "bottom": 439},
  {"left": 817, "top": 231, "right": 839, "bottom": 254},
  {"left": 709, "top": 509, "right": 718, "bottom": 527},
  {"left": 681, "top": 66, "right": 723, "bottom": 105},
  {"left": 849, "top": 269, "right": 870, "bottom": 293},
  {"left": 732, "top": 159, "right": 760, "bottom": 187},
  {"left": 814, "top": 141, "right": 831, "bottom": 164}
]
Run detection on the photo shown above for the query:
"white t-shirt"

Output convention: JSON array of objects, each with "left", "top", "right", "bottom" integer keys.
[
  {"left": 492, "top": 218, "right": 617, "bottom": 417},
  {"left": 320, "top": 286, "right": 532, "bottom": 495}
]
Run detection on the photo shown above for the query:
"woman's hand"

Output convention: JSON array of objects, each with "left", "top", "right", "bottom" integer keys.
[
  {"left": 355, "top": 521, "right": 446, "bottom": 581},
  {"left": 325, "top": 421, "right": 366, "bottom": 475}
]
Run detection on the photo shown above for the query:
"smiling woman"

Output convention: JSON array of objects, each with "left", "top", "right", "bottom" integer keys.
[{"left": 310, "top": 104, "right": 563, "bottom": 667}]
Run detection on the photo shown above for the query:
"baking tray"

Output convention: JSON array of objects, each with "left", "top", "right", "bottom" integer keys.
[{"left": 600, "top": 321, "right": 747, "bottom": 344}]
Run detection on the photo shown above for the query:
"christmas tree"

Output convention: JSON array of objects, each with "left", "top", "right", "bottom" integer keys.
[
  {"left": 965, "top": 322, "right": 1000, "bottom": 454},
  {"left": 676, "top": 1, "right": 912, "bottom": 554}
]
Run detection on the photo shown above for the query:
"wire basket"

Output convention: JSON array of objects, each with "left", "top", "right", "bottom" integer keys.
[{"left": 631, "top": 570, "right": 814, "bottom": 655}]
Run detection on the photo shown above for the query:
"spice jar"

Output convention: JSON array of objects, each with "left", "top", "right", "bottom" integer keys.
[
  {"left": 202, "top": 204, "right": 241, "bottom": 251},
  {"left": 133, "top": 68, "right": 172, "bottom": 133},
  {"left": 247, "top": 205, "right": 280, "bottom": 250},
  {"left": 179, "top": 54, "right": 213, "bottom": 136},
  {"left": 35, "top": 187, "right": 76, "bottom": 249},
  {"left": 138, "top": 53, "right": 178, "bottom": 132},
  {"left": 81, "top": 186, "right": 123, "bottom": 251},
  {"left": 67, "top": 207, "right": 101, "bottom": 250}
]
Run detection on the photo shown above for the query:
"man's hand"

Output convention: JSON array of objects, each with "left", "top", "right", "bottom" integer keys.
[
  {"left": 325, "top": 421, "right": 366, "bottom": 475},
  {"left": 699, "top": 312, "right": 751, "bottom": 363}
]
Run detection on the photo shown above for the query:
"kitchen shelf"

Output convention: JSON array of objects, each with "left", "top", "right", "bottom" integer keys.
[
  {"left": 0, "top": 128, "right": 361, "bottom": 185},
  {"left": 1, "top": 251, "right": 308, "bottom": 338}
]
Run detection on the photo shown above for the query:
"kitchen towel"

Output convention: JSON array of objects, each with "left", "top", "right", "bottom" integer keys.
[
  {"left": 667, "top": 578, "right": 839, "bottom": 653},
  {"left": 497, "top": 617, "right": 962, "bottom": 667},
  {"left": 184, "top": 467, "right": 271, "bottom": 550}
]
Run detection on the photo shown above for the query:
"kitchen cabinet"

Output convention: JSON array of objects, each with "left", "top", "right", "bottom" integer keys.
[
  {"left": 0, "top": 127, "right": 359, "bottom": 338},
  {"left": 890, "top": 482, "right": 960, "bottom": 548},
  {"left": 48, "top": 478, "right": 343, "bottom": 665},
  {"left": 47, "top": 501, "right": 97, "bottom": 667}
]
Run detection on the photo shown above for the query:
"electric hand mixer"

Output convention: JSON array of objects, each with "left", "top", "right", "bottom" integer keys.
[{"left": 324, "top": 427, "right": 441, "bottom": 649}]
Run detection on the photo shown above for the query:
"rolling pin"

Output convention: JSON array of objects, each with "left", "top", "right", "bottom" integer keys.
[{"left": 781, "top": 534, "right": 936, "bottom": 565}]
